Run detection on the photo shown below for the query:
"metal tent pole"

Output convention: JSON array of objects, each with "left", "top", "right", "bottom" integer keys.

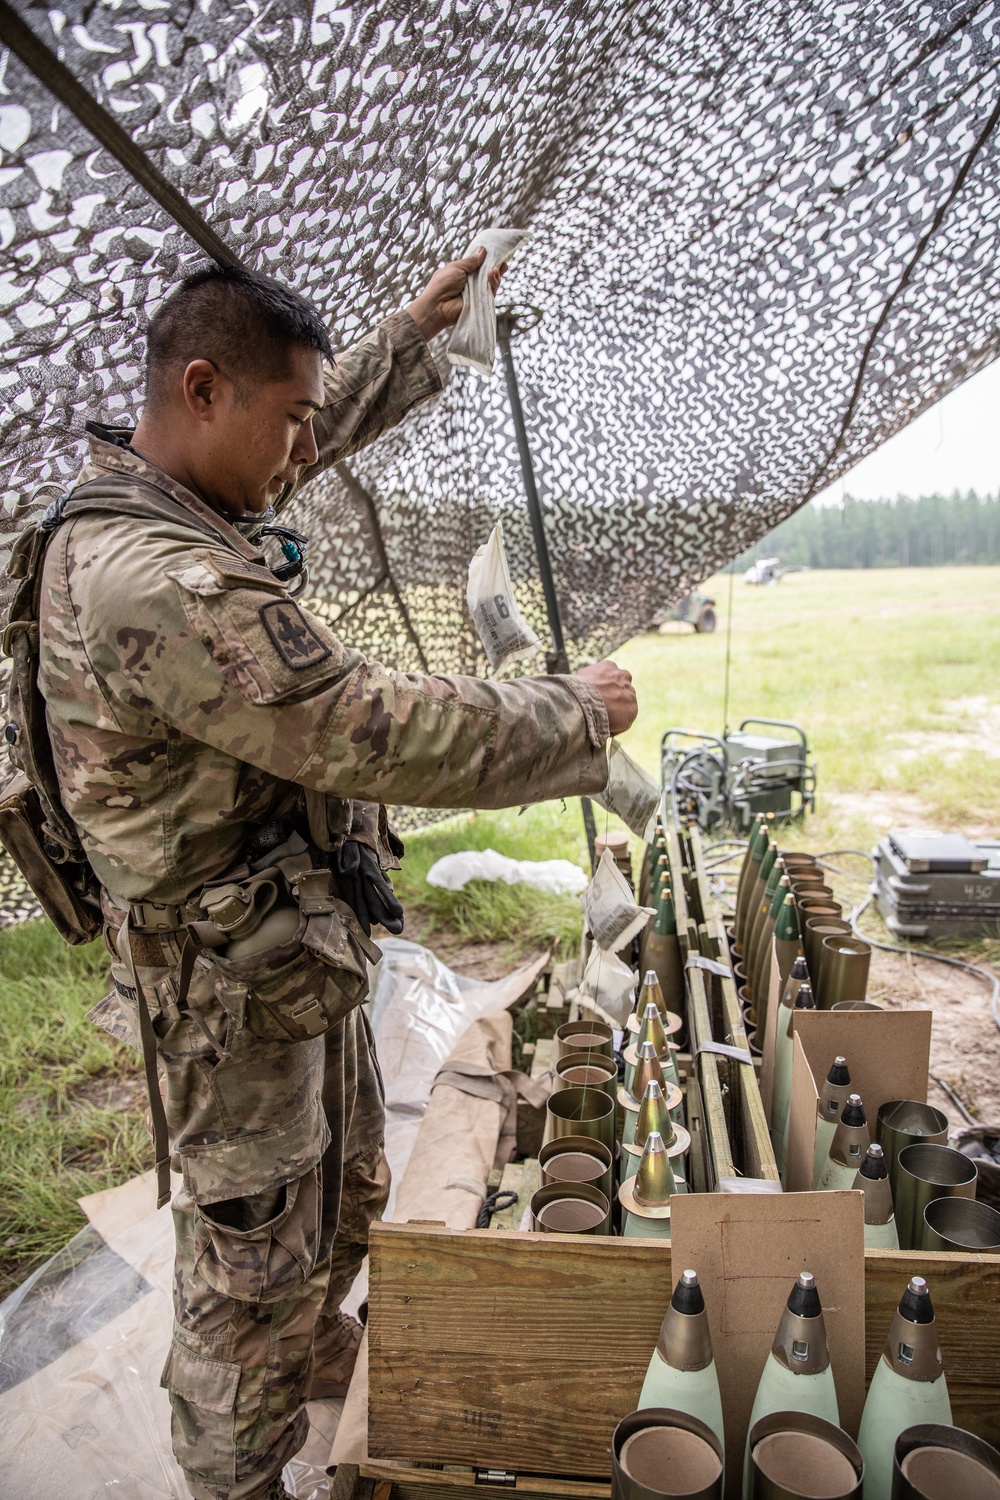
[{"left": 495, "top": 307, "right": 598, "bottom": 873}]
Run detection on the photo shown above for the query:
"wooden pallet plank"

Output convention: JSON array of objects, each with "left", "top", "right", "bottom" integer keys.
[
  {"left": 530, "top": 1040, "right": 556, "bottom": 1082},
  {"left": 361, "top": 1460, "right": 610, "bottom": 1500},
  {"left": 369, "top": 1222, "right": 1000, "bottom": 1478},
  {"left": 491, "top": 1160, "right": 539, "bottom": 1230}
]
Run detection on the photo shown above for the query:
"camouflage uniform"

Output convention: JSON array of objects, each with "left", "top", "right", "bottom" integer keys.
[{"left": 38, "top": 311, "right": 610, "bottom": 1499}]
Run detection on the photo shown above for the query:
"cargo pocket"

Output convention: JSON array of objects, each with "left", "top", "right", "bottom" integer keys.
[
  {"left": 211, "top": 898, "right": 380, "bottom": 1043},
  {"left": 161, "top": 1334, "right": 240, "bottom": 1484},
  {"left": 192, "top": 1163, "right": 322, "bottom": 1304}
]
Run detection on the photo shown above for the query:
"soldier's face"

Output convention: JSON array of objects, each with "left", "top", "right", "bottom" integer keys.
[{"left": 201, "top": 345, "right": 326, "bottom": 517}]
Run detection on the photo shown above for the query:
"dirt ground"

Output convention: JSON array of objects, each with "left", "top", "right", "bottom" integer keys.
[{"left": 867, "top": 947, "right": 999, "bottom": 1128}]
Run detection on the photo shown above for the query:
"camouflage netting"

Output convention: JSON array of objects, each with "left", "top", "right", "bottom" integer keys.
[{"left": 1, "top": 0, "right": 1000, "bottom": 920}]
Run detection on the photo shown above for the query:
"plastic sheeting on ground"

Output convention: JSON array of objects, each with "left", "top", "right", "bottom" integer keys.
[
  {"left": 0, "top": 939, "right": 544, "bottom": 1497},
  {"left": 425, "top": 848, "right": 588, "bottom": 896}
]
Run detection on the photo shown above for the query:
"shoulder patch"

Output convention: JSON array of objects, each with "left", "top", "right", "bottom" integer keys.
[{"left": 259, "top": 600, "right": 332, "bottom": 670}]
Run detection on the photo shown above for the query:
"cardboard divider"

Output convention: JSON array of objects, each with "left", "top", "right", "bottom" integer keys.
[
  {"left": 670, "top": 1190, "right": 865, "bottom": 1499},
  {"left": 784, "top": 1009, "right": 932, "bottom": 1193}
]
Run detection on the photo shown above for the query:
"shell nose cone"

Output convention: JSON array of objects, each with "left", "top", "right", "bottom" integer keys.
[{"left": 633, "top": 1131, "right": 675, "bottom": 1207}]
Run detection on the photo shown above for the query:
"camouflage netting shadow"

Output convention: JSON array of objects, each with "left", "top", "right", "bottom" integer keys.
[{"left": 1, "top": 0, "right": 999, "bottom": 916}]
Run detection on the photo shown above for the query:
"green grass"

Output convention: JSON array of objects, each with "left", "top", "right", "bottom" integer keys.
[
  {"left": 394, "top": 801, "right": 592, "bottom": 960},
  {"left": 0, "top": 921, "right": 148, "bottom": 1298},
  {"left": 613, "top": 566, "right": 1000, "bottom": 855},
  {"left": 1, "top": 565, "right": 998, "bottom": 1294}
]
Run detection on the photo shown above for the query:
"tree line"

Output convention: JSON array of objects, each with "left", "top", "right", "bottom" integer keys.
[{"left": 741, "top": 492, "right": 1000, "bottom": 569}]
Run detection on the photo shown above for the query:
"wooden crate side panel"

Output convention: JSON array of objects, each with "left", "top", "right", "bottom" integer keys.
[
  {"left": 369, "top": 1223, "right": 670, "bottom": 1477},
  {"left": 369, "top": 1224, "right": 1000, "bottom": 1476}
]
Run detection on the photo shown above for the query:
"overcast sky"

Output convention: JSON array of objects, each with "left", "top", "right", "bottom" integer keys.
[{"left": 812, "top": 358, "right": 999, "bottom": 506}]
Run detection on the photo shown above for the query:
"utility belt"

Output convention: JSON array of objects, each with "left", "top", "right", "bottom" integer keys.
[{"left": 109, "top": 826, "right": 383, "bottom": 1209}]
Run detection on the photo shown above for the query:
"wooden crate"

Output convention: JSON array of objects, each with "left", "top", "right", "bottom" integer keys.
[
  {"left": 362, "top": 820, "right": 998, "bottom": 1493},
  {"left": 368, "top": 1221, "right": 1000, "bottom": 1486}
]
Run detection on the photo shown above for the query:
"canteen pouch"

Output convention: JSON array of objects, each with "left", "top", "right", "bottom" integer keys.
[
  {"left": 211, "top": 898, "right": 381, "bottom": 1042},
  {"left": 0, "top": 770, "right": 101, "bottom": 943}
]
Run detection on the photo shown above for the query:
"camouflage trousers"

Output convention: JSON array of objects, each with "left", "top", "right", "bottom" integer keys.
[{"left": 107, "top": 918, "right": 389, "bottom": 1500}]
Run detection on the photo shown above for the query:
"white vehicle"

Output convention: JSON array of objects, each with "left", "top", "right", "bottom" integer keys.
[{"left": 744, "top": 556, "right": 785, "bottom": 585}]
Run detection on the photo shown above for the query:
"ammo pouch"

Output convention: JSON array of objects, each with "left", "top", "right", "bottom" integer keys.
[
  {"left": 209, "top": 890, "right": 382, "bottom": 1043},
  {"left": 0, "top": 771, "right": 101, "bottom": 943}
]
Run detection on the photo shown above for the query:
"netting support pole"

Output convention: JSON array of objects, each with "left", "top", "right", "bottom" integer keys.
[{"left": 496, "top": 310, "right": 597, "bottom": 874}]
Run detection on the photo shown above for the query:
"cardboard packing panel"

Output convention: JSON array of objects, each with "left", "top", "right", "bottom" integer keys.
[
  {"left": 671, "top": 1190, "right": 865, "bottom": 1500},
  {"left": 785, "top": 1008, "right": 932, "bottom": 1193}
]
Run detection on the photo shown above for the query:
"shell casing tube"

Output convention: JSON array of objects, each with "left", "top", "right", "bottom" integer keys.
[
  {"left": 875, "top": 1099, "right": 950, "bottom": 1199},
  {"left": 544, "top": 1083, "right": 616, "bottom": 1155},
  {"left": 612, "top": 1408, "right": 725, "bottom": 1500},
  {"left": 802, "top": 915, "right": 851, "bottom": 995},
  {"left": 553, "top": 1051, "right": 619, "bottom": 1100},
  {"left": 538, "top": 1134, "right": 614, "bottom": 1213},
  {"left": 891, "top": 1423, "right": 1000, "bottom": 1500},
  {"left": 818, "top": 934, "right": 871, "bottom": 1010},
  {"left": 530, "top": 1179, "right": 610, "bottom": 1235},
  {"left": 795, "top": 897, "right": 843, "bottom": 940},
  {"left": 554, "top": 1017, "right": 614, "bottom": 1061},
  {"left": 894, "top": 1142, "right": 977, "bottom": 1251},
  {"left": 921, "top": 1196, "right": 1000, "bottom": 1252},
  {"left": 746, "top": 1411, "right": 863, "bottom": 1500}
]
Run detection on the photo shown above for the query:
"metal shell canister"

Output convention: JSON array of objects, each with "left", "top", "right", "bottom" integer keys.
[{"left": 611, "top": 1407, "right": 724, "bottom": 1500}]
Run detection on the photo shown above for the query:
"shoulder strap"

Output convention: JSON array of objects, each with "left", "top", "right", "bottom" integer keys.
[
  {"left": 60, "top": 472, "right": 235, "bottom": 541},
  {"left": 3, "top": 512, "right": 83, "bottom": 858}
]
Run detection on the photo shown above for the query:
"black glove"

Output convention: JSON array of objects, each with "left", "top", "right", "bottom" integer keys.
[{"left": 330, "top": 840, "right": 404, "bottom": 937}]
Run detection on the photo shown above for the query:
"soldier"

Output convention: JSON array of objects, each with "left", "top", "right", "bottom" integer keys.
[{"left": 36, "top": 250, "right": 637, "bottom": 1499}]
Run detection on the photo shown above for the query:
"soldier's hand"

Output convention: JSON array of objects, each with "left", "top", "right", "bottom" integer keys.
[
  {"left": 576, "top": 660, "right": 638, "bottom": 737},
  {"left": 406, "top": 249, "right": 507, "bottom": 340},
  {"left": 330, "top": 839, "right": 404, "bottom": 937}
]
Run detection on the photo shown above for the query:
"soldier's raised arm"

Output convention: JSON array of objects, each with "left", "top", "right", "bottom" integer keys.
[
  {"left": 294, "top": 250, "right": 502, "bottom": 488},
  {"left": 58, "top": 526, "right": 627, "bottom": 810}
]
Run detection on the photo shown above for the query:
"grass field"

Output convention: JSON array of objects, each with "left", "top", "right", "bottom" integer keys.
[{"left": 1, "top": 565, "right": 998, "bottom": 1295}]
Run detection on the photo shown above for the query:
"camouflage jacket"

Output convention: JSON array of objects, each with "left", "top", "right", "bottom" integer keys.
[{"left": 38, "top": 312, "right": 610, "bottom": 904}]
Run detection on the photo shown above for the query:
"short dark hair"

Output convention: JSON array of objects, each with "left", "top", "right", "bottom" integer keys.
[{"left": 145, "top": 265, "right": 334, "bottom": 408}]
